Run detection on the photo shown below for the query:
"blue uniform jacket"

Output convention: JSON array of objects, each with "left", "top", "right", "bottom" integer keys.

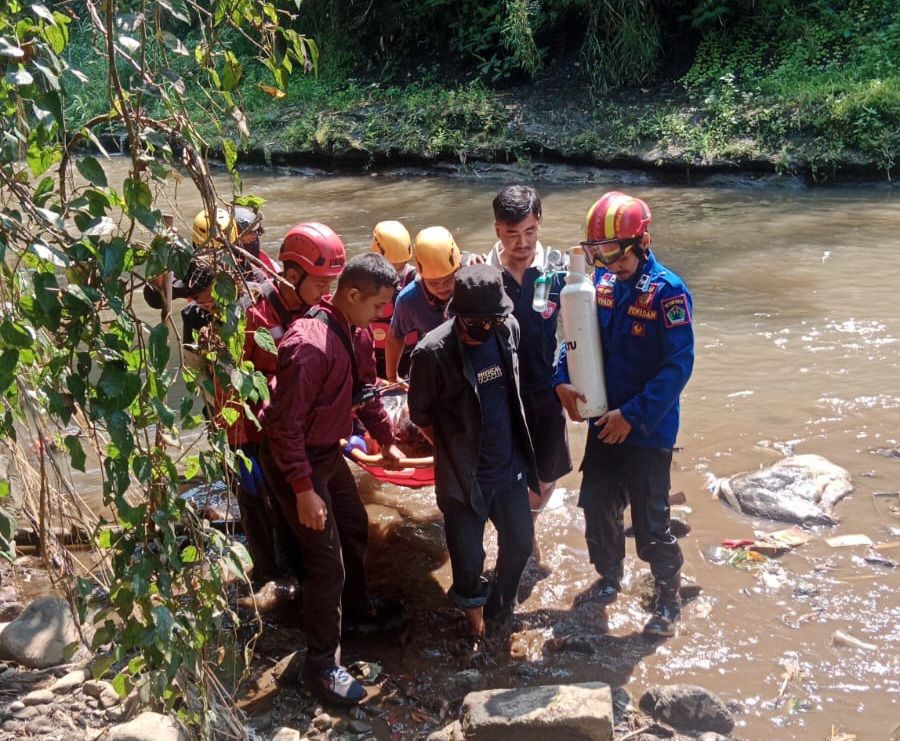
[{"left": 553, "top": 251, "right": 694, "bottom": 448}]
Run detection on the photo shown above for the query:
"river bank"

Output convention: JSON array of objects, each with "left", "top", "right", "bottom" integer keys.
[{"left": 236, "top": 80, "right": 898, "bottom": 185}]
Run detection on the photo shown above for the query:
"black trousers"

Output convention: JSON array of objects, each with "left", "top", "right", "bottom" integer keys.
[
  {"left": 441, "top": 473, "right": 533, "bottom": 618},
  {"left": 260, "top": 443, "right": 369, "bottom": 673},
  {"left": 578, "top": 437, "right": 683, "bottom": 581}
]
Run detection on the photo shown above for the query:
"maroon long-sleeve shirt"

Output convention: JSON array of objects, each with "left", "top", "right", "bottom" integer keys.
[{"left": 261, "top": 297, "right": 394, "bottom": 494}]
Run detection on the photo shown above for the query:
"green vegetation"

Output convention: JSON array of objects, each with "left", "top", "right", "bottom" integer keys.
[
  {"left": 61, "top": 0, "right": 899, "bottom": 179},
  {"left": 1, "top": 1, "right": 311, "bottom": 735}
]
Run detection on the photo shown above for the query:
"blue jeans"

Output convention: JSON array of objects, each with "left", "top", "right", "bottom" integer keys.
[{"left": 441, "top": 471, "right": 533, "bottom": 619}]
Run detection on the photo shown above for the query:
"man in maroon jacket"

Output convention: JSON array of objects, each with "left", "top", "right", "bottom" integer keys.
[{"left": 260, "top": 252, "right": 405, "bottom": 705}]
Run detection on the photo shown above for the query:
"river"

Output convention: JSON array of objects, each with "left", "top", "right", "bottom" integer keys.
[{"left": 87, "top": 162, "right": 900, "bottom": 738}]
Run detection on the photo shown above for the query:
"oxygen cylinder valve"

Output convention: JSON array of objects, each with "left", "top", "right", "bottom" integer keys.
[{"left": 532, "top": 272, "right": 550, "bottom": 313}]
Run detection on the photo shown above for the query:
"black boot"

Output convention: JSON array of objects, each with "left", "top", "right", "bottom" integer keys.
[
  {"left": 643, "top": 575, "right": 681, "bottom": 637},
  {"left": 576, "top": 562, "right": 623, "bottom": 607}
]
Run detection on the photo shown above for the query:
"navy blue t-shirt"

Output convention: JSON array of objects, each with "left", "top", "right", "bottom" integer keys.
[
  {"left": 501, "top": 266, "right": 563, "bottom": 396},
  {"left": 464, "top": 336, "right": 517, "bottom": 488}
]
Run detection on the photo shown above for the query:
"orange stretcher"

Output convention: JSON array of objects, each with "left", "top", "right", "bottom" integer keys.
[{"left": 342, "top": 445, "right": 435, "bottom": 488}]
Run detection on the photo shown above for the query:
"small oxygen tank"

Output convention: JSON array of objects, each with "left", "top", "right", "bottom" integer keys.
[{"left": 560, "top": 247, "right": 608, "bottom": 418}]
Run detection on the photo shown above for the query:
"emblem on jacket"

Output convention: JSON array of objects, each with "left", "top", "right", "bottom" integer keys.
[
  {"left": 541, "top": 299, "right": 557, "bottom": 320},
  {"left": 662, "top": 294, "right": 691, "bottom": 327}
]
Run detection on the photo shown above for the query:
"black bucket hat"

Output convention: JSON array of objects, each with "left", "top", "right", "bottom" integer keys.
[{"left": 447, "top": 264, "right": 514, "bottom": 317}]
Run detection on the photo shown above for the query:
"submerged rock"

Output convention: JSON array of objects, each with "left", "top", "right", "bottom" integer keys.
[
  {"left": 711, "top": 454, "right": 852, "bottom": 526},
  {"left": 638, "top": 684, "right": 735, "bottom": 735}
]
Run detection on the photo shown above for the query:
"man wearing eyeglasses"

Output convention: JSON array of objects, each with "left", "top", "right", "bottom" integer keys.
[
  {"left": 408, "top": 265, "right": 536, "bottom": 647},
  {"left": 489, "top": 185, "right": 572, "bottom": 589},
  {"left": 554, "top": 192, "right": 694, "bottom": 638}
]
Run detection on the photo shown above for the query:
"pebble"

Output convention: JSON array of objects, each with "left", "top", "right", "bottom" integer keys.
[
  {"left": 8, "top": 700, "right": 25, "bottom": 711},
  {"left": 82, "top": 679, "right": 113, "bottom": 699},
  {"left": 25, "top": 715, "right": 55, "bottom": 734},
  {"left": 349, "top": 719, "right": 373, "bottom": 734},
  {"left": 1, "top": 719, "right": 21, "bottom": 733},
  {"left": 23, "top": 687, "right": 56, "bottom": 705},
  {"left": 52, "top": 668, "right": 90, "bottom": 694},
  {"left": 12, "top": 705, "right": 38, "bottom": 720},
  {"left": 99, "top": 687, "right": 121, "bottom": 708},
  {"left": 85, "top": 697, "right": 99, "bottom": 709},
  {"left": 312, "top": 713, "right": 334, "bottom": 731}
]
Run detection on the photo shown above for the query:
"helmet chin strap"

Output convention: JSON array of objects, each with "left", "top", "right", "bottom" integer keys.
[{"left": 421, "top": 280, "right": 450, "bottom": 310}]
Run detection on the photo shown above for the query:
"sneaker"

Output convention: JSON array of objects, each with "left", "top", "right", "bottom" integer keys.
[
  {"left": 307, "top": 665, "right": 365, "bottom": 705},
  {"left": 342, "top": 595, "right": 406, "bottom": 634}
]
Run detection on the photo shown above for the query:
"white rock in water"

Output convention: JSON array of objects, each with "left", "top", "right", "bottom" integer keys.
[
  {"left": 712, "top": 454, "right": 852, "bottom": 526},
  {"left": 109, "top": 712, "right": 186, "bottom": 741},
  {"left": 0, "top": 596, "right": 80, "bottom": 669}
]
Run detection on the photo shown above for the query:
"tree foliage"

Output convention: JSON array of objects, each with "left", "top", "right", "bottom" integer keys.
[{"left": 0, "top": 0, "right": 313, "bottom": 734}]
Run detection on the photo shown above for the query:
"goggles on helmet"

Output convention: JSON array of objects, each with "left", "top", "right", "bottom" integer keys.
[
  {"left": 580, "top": 237, "right": 642, "bottom": 267},
  {"left": 459, "top": 315, "right": 506, "bottom": 331}
]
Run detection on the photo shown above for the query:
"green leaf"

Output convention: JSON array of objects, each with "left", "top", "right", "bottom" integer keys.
[
  {"left": 151, "top": 605, "right": 175, "bottom": 643},
  {"left": 181, "top": 545, "right": 199, "bottom": 563},
  {"left": 253, "top": 327, "right": 277, "bottom": 355},
  {"left": 149, "top": 324, "right": 170, "bottom": 373},
  {"left": 0, "top": 321, "right": 34, "bottom": 349},
  {"left": 0, "top": 349, "right": 19, "bottom": 393},
  {"left": 222, "top": 137, "right": 238, "bottom": 171},
  {"left": 63, "top": 434, "right": 86, "bottom": 472},
  {"left": 77, "top": 157, "right": 108, "bottom": 188},
  {"left": 92, "top": 654, "right": 116, "bottom": 679},
  {"left": 96, "top": 529, "right": 114, "bottom": 549},
  {"left": 123, "top": 178, "right": 152, "bottom": 212}
]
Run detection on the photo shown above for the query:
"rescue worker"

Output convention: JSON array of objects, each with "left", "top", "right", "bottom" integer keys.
[
  {"left": 234, "top": 223, "right": 346, "bottom": 585},
  {"left": 490, "top": 186, "right": 572, "bottom": 577},
  {"left": 234, "top": 204, "right": 277, "bottom": 276},
  {"left": 384, "top": 226, "right": 462, "bottom": 382},
  {"left": 554, "top": 192, "right": 694, "bottom": 638},
  {"left": 143, "top": 207, "right": 238, "bottom": 353},
  {"left": 408, "top": 265, "right": 536, "bottom": 646},
  {"left": 369, "top": 220, "right": 417, "bottom": 379},
  {"left": 259, "top": 252, "right": 406, "bottom": 705}
]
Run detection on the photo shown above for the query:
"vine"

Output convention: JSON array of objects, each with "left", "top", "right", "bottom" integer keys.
[{"left": 0, "top": 0, "right": 313, "bottom": 735}]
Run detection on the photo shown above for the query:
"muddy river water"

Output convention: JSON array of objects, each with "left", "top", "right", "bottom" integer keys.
[{"left": 86, "top": 163, "right": 899, "bottom": 738}]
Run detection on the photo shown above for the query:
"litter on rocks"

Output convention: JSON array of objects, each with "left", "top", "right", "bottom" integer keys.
[{"left": 825, "top": 534, "right": 874, "bottom": 548}]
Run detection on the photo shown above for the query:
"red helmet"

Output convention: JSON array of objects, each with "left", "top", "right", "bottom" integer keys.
[
  {"left": 584, "top": 191, "right": 652, "bottom": 241},
  {"left": 280, "top": 222, "right": 346, "bottom": 278}
]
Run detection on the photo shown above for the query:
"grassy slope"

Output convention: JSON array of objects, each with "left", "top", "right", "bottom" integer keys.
[{"left": 63, "top": 12, "right": 900, "bottom": 184}]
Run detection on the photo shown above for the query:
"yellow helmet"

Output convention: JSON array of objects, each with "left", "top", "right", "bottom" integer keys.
[
  {"left": 371, "top": 220, "right": 412, "bottom": 263},
  {"left": 414, "top": 226, "right": 461, "bottom": 280},
  {"left": 192, "top": 208, "right": 237, "bottom": 247}
]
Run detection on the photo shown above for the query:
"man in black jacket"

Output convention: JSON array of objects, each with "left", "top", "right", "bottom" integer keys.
[{"left": 408, "top": 265, "right": 536, "bottom": 643}]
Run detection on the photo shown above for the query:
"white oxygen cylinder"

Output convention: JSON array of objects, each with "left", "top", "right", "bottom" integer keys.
[{"left": 560, "top": 247, "right": 608, "bottom": 418}]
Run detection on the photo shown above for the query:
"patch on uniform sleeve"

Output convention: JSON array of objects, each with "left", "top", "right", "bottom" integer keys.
[
  {"left": 596, "top": 284, "right": 614, "bottom": 309},
  {"left": 541, "top": 299, "right": 558, "bottom": 320},
  {"left": 662, "top": 294, "right": 691, "bottom": 328},
  {"left": 631, "top": 321, "right": 646, "bottom": 337}
]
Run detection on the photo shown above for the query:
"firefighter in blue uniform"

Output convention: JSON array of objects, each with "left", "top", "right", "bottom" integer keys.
[{"left": 554, "top": 191, "right": 694, "bottom": 638}]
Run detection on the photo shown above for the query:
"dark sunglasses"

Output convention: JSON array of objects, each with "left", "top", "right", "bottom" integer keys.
[
  {"left": 581, "top": 237, "right": 641, "bottom": 266},
  {"left": 459, "top": 315, "right": 505, "bottom": 330}
]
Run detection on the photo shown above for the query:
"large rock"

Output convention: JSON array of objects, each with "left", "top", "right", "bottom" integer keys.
[
  {"left": 0, "top": 596, "right": 80, "bottom": 668},
  {"left": 712, "top": 454, "right": 852, "bottom": 526},
  {"left": 638, "top": 684, "right": 734, "bottom": 735},
  {"left": 461, "top": 682, "right": 613, "bottom": 740},
  {"left": 109, "top": 712, "right": 186, "bottom": 741}
]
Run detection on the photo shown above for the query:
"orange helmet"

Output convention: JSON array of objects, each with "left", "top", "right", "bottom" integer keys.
[
  {"left": 280, "top": 222, "right": 346, "bottom": 278},
  {"left": 584, "top": 192, "right": 652, "bottom": 242}
]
